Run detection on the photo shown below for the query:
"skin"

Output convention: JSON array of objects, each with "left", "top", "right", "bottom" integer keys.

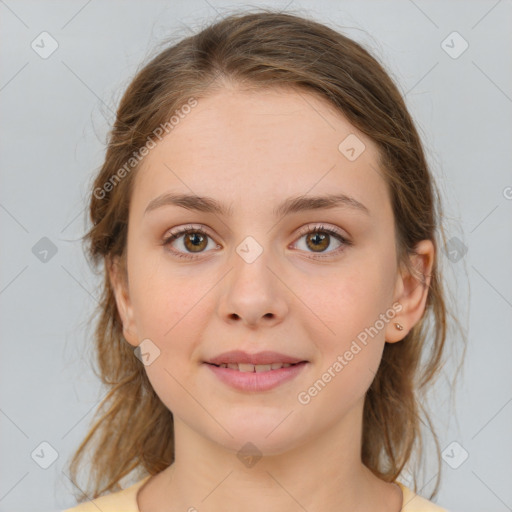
[{"left": 109, "top": 84, "right": 434, "bottom": 512}]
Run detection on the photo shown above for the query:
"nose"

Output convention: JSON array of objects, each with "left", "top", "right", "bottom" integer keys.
[{"left": 216, "top": 248, "right": 288, "bottom": 328}]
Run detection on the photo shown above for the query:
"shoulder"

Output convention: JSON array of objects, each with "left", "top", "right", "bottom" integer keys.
[
  {"left": 62, "top": 475, "right": 151, "bottom": 512},
  {"left": 397, "top": 481, "right": 451, "bottom": 512}
]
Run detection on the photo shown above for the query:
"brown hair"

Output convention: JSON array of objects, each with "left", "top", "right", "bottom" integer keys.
[{"left": 67, "top": 8, "right": 466, "bottom": 502}]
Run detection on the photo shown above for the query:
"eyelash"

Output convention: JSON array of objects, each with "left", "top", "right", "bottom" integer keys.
[{"left": 162, "top": 224, "right": 352, "bottom": 261}]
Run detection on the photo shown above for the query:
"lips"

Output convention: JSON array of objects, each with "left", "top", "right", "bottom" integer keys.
[
  {"left": 209, "top": 362, "right": 299, "bottom": 372},
  {"left": 206, "top": 350, "right": 306, "bottom": 367},
  {"left": 205, "top": 360, "right": 308, "bottom": 392}
]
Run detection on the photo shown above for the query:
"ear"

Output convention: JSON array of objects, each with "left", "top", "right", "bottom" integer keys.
[
  {"left": 385, "top": 239, "right": 435, "bottom": 343},
  {"left": 107, "top": 255, "right": 139, "bottom": 347}
]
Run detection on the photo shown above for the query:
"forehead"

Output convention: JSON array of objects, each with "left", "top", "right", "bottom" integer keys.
[{"left": 133, "top": 86, "right": 388, "bottom": 218}]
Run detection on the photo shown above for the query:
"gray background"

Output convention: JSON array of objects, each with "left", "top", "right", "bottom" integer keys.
[{"left": 1, "top": 1, "right": 511, "bottom": 511}]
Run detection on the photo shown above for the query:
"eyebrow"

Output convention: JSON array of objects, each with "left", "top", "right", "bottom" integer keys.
[{"left": 144, "top": 192, "right": 370, "bottom": 218}]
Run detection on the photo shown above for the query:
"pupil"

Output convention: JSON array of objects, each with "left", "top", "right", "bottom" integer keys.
[
  {"left": 189, "top": 233, "right": 202, "bottom": 245},
  {"left": 308, "top": 232, "right": 328, "bottom": 251},
  {"left": 186, "top": 233, "right": 205, "bottom": 252}
]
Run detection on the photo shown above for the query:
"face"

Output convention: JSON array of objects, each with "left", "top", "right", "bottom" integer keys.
[{"left": 110, "top": 86, "right": 433, "bottom": 456}]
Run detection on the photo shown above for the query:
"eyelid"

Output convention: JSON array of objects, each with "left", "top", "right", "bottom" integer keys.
[
  {"left": 162, "top": 222, "right": 351, "bottom": 259},
  {"left": 164, "top": 223, "right": 213, "bottom": 239},
  {"left": 295, "top": 223, "right": 349, "bottom": 240},
  {"left": 162, "top": 224, "right": 218, "bottom": 248},
  {"left": 163, "top": 223, "right": 349, "bottom": 241}
]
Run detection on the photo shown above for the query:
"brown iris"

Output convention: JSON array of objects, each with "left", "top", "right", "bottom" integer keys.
[
  {"left": 184, "top": 232, "right": 208, "bottom": 252},
  {"left": 305, "top": 231, "right": 330, "bottom": 252}
]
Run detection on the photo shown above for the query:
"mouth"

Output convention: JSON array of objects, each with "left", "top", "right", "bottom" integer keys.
[
  {"left": 205, "top": 362, "right": 303, "bottom": 372},
  {"left": 204, "top": 361, "right": 308, "bottom": 392}
]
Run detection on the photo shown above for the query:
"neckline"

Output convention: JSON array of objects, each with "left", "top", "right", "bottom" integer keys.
[
  {"left": 394, "top": 481, "right": 405, "bottom": 510},
  {"left": 134, "top": 475, "right": 152, "bottom": 512},
  {"left": 133, "top": 476, "right": 406, "bottom": 512}
]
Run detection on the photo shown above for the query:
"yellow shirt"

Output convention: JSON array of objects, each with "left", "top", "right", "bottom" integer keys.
[{"left": 63, "top": 476, "right": 449, "bottom": 511}]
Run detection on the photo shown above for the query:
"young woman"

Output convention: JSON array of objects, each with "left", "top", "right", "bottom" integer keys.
[{"left": 64, "top": 9, "right": 458, "bottom": 512}]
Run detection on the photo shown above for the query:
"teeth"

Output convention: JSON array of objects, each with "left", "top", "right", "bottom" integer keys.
[
  {"left": 216, "top": 362, "right": 294, "bottom": 371},
  {"left": 237, "top": 363, "right": 255, "bottom": 372},
  {"left": 255, "top": 364, "right": 272, "bottom": 372}
]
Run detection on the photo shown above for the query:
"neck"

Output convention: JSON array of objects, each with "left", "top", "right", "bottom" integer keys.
[{"left": 137, "top": 398, "right": 402, "bottom": 512}]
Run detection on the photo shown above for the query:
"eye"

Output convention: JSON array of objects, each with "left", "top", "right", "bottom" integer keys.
[
  {"left": 162, "top": 223, "right": 351, "bottom": 260},
  {"left": 293, "top": 224, "right": 351, "bottom": 258},
  {"left": 162, "top": 224, "right": 219, "bottom": 260}
]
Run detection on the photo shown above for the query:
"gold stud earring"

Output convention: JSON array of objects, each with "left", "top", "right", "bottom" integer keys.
[{"left": 394, "top": 322, "right": 404, "bottom": 331}]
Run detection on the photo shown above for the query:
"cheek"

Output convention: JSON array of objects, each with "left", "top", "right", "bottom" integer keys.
[
  {"left": 127, "top": 249, "right": 205, "bottom": 339},
  {"left": 127, "top": 250, "right": 220, "bottom": 403},
  {"left": 295, "top": 267, "right": 390, "bottom": 413},
  {"left": 143, "top": 356, "right": 197, "bottom": 421},
  {"left": 307, "top": 261, "right": 390, "bottom": 340},
  {"left": 128, "top": 256, "right": 213, "bottom": 414},
  {"left": 301, "top": 253, "right": 394, "bottom": 380}
]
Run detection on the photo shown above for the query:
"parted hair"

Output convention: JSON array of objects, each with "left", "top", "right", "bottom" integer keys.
[{"left": 67, "top": 8, "right": 465, "bottom": 502}]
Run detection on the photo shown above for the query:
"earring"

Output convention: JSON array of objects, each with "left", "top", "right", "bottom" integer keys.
[{"left": 394, "top": 322, "right": 404, "bottom": 331}]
